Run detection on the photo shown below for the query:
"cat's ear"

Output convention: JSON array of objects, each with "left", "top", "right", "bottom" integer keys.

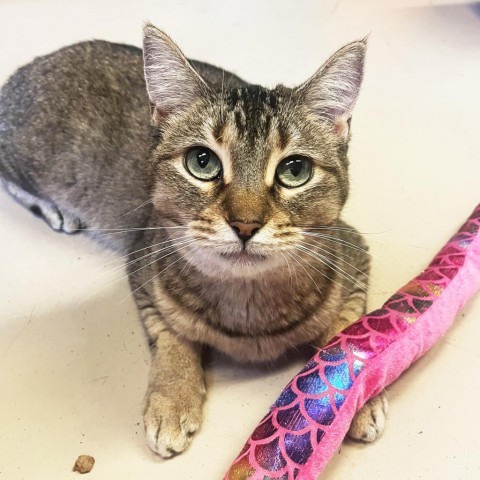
[
  {"left": 143, "top": 23, "right": 209, "bottom": 121},
  {"left": 296, "top": 39, "right": 366, "bottom": 140}
]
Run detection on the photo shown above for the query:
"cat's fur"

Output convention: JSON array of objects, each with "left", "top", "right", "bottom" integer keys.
[{"left": 0, "top": 24, "right": 387, "bottom": 457}]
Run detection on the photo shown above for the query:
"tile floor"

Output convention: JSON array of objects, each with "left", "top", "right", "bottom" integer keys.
[{"left": 0, "top": 1, "right": 479, "bottom": 479}]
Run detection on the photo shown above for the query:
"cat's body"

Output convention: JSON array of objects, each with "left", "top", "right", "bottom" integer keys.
[{"left": 0, "top": 25, "right": 387, "bottom": 458}]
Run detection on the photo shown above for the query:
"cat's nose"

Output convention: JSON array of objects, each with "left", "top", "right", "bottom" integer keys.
[{"left": 229, "top": 220, "right": 263, "bottom": 243}]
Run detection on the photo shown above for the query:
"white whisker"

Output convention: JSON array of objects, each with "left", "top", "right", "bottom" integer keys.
[
  {"left": 104, "top": 237, "right": 195, "bottom": 276},
  {"left": 280, "top": 251, "right": 294, "bottom": 287},
  {"left": 302, "top": 231, "right": 375, "bottom": 258},
  {"left": 298, "top": 239, "right": 369, "bottom": 282},
  {"left": 292, "top": 246, "right": 353, "bottom": 293},
  {"left": 123, "top": 247, "right": 194, "bottom": 302},
  {"left": 178, "top": 245, "right": 200, "bottom": 278},
  {"left": 294, "top": 244, "right": 368, "bottom": 292},
  {"left": 76, "top": 225, "right": 189, "bottom": 238},
  {"left": 121, "top": 199, "right": 153, "bottom": 217},
  {"left": 300, "top": 235, "right": 356, "bottom": 261},
  {"left": 103, "top": 239, "right": 197, "bottom": 292},
  {"left": 125, "top": 239, "right": 197, "bottom": 278},
  {"left": 102, "top": 235, "right": 190, "bottom": 268},
  {"left": 286, "top": 251, "right": 324, "bottom": 299}
]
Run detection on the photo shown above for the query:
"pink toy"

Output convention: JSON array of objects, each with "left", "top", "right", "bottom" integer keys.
[{"left": 224, "top": 204, "right": 480, "bottom": 480}]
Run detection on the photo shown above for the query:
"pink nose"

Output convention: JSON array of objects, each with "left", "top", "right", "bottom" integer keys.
[{"left": 229, "top": 221, "right": 263, "bottom": 243}]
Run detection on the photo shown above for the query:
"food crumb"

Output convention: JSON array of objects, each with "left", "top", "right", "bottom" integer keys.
[{"left": 73, "top": 455, "right": 95, "bottom": 474}]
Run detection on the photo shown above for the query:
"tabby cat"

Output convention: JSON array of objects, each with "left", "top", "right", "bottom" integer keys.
[{"left": 0, "top": 23, "right": 387, "bottom": 457}]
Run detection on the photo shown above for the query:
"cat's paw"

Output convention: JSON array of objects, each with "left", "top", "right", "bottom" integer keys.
[
  {"left": 348, "top": 392, "right": 388, "bottom": 443},
  {"left": 144, "top": 390, "right": 204, "bottom": 458}
]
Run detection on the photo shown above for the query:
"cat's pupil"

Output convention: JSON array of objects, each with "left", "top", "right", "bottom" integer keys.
[
  {"left": 289, "top": 160, "right": 303, "bottom": 177},
  {"left": 197, "top": 150, "right": 210, "bottom": 169}
]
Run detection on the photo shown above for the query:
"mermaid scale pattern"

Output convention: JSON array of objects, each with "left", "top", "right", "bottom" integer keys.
[{"left": 225, "top": 205, "right": 480, "bottom": 480}]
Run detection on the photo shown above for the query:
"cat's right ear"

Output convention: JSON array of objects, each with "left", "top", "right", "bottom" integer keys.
[
  {"left": 143, "top": 24, "right": 209, "bottom": 122},
  {"left": 295, "top": 39, "right": 367, "bottom": 140}
]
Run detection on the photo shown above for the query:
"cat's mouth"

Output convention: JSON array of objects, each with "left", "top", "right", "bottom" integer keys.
[
  {"left": 220, "top": 251, "right": 267, "bottom": 265},
  {"left": 192, "top": 248, "right": 276, "bottom": 278}
]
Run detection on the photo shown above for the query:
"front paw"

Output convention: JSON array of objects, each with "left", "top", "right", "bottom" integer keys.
[
  {"left": 348, "top": 392, "right": 388, "bottom": 443},
  {"left": 144, "top": 388, "right": 204, "bottom": 458}
]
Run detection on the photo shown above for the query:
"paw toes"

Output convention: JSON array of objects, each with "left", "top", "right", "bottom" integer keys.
[
  {"left": 144, "top": 393, "right": 202, "bottom": 458},
  {"left": 348, "top": 394, "right": 388, "bottom": 443}
]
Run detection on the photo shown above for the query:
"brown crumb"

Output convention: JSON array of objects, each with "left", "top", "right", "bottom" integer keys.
[{"left": 73, "top": 455, "right": 95, "bottom": 474}]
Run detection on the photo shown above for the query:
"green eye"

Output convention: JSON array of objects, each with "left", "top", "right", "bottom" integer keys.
[
  {"left": 185, "top": 147, "right": 222, "bottom": 181},
  {"left": 275, "top": 156, "right": 312, "bottom": 188}
]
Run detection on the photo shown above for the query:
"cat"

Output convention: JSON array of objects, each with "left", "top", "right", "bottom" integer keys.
[{"left": 0, "top": 23, "right": 387, "bottom": 458}]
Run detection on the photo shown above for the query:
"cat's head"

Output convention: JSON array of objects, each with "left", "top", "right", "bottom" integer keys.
[{"left": 143, "top": 24, "right": 366, "bottom": 279}]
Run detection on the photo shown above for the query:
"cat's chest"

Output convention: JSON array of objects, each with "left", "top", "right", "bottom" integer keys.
[
  {"left": 203, "top": 278, "right": 313, "bottom": 335},
  {"left": 152, "top": 271, "right": 337, "bottom": 362},
  {"left": 216, "top": 283, "right": 276, "bottom": 321}
]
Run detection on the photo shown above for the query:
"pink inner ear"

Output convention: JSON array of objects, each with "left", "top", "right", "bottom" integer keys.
[{"left": 334, "top": 118, "right": 350, "bottom": 139}]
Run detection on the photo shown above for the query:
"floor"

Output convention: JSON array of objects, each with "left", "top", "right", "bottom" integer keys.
[{"left": 0, "top": 0, "right": 479, "bottom": 479}]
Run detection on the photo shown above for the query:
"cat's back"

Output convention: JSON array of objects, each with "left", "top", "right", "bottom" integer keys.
[
  {"left": 0, "top": 40, "right": 150, "bottom": 174},
  {"left": 0, "top": 40, "right": 148, "bottom": 139},
  {"left": 0, "top": 41, "right": 152, "bottom": 250}
]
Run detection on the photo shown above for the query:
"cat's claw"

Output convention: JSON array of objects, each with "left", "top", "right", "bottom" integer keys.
[
  {"left": 144, "top": 391, "right": 203, "bottom": 458},
  {"left": 347, "top": 393, "right": 388, "bottom": 443}
]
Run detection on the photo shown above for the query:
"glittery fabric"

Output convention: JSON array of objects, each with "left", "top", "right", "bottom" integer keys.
[{"left": 224, "top": 204, "right": 480, "bottom": 480}]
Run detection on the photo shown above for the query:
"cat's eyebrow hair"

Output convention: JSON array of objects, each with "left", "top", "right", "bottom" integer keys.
[
  {"left": 207, "top": 132, "right": 232, "bottom": 184},
  {"left": 212, "top": 122, "right": 226, "bottom": 144},
  {"left": 204, "top": 126, "right": 233, "bottom": 184}
]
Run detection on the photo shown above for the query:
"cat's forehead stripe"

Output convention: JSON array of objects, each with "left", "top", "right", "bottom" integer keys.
[{"left": 226, "top": 86, "right": 283, "bottom": 142}]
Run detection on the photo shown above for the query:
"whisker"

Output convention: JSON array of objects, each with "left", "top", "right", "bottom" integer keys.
[
  {"left": 300, "top": 236, "right": 356, "bottom": 261},
  {"left": 103, "top": 237, "right": 196, "bottom": 276},
  {"left": 301, "top": 225, "right": 388, "bottom": 236},
  {"left": 123, "top": 247, "right": 194, "bottom": 302},
  {"left": 302, "top": 232, "right": 376, "bottom": 258},
  {"left": 291, "top": 246, "right": 355, "bottom": 293},
  {"left": 85, "top": 226, "right": 189, "bottom": 232},
  {"left": 102, "top": 235, "right": 190, "bottom": 268},
  {"left": 286, "top": 251, "right": 324, "bottom": 299},
  {"left": 124, "top": 239, "right": 197, "bottom": 278},
  {"left": 121, "top": 199, "right": 152, "bottom": 217},
  {"left": 178, "top": 245, "right": 200, "bottom": 278},
  {"left": 76, "top": 225, "right": 189, "bottom": 238},
  {"left": 299, "top": 224, "right": 359, "bottom": 233},
  {"left": 280, "top": 251, "right": 294, "bottom": 287},
  {"left": 294, "top": 244, "right": 368, "bottom": 292},
  {"left": 298, "top": 239, "right": 370, "bottom": 281},
  {"left": 301, "top": 225, "right": 393, "bottom": 249},
  {"left": 297, "top": 243, "right": 368, "bottom": 289},
  {"left": 105, "top": 239, "right": 197, "bottom": 290}
]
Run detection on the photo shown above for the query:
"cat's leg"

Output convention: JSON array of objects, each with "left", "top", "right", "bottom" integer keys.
[
  {"left": 132, "top": 287, "right": 205, "bottom": 457},
  {"left": 323, "top": 294, "right": 388, "bottom": 442},
  {"left": 3, "top": 180, "right": 83, "bottom": 233}
]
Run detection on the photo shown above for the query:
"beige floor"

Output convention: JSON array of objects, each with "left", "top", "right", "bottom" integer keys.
[{"left": 1, "top": 0, "right": 479, "bottom": 479}]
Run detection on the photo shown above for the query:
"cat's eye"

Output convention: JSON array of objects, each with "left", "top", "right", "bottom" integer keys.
[
  {"left": 275, "top": 156, "right": 312, "bottom": 188},
  {"left": 184, "top": 147, "right": 222, "bottom": 181}
]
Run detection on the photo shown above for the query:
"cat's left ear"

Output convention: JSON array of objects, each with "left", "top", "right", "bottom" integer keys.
[
  {"left": 296, "top": 39, "right": 367, "bottom": 140},
  {"left": 143, "top": 23, "right": 210, "bottom": 122}
]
